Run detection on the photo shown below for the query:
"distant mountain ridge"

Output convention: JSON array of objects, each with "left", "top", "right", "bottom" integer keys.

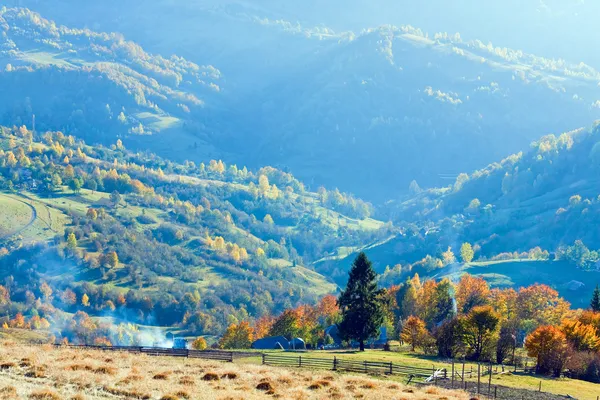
[{"left": 1, "top": 4, "right": 600, "bottom": 202}]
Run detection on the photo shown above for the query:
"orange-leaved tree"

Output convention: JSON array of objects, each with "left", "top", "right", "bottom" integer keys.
[
  {"left": 219, "top": 321, "right": 253, "bottom": 349},
  {"left": 560, "top": 319, "right": 600, "bottom": 352},
  {"left": 517, "top": 284, "right": 570, "bottom": 326},
  {"left": 191, "top": 337, "right": 208, "bottom": 350},
  {"left": 525, "top": 325, "right": 569, "bottom": 376},
  {"left": 401, "top": 316, "right": 429, "bottom": 352},
  {"left": 455, "top": 275, "right": 489, "bottom": 314}
]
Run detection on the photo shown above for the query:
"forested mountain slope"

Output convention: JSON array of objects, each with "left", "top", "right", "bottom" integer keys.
[
  {"left": 392, "top": 123, "right": 600, "bottom": 256},
  {"left": 0, "top": 7, "right": 223, "bottom": 156},
  {"left": 2, "top": 5, "right": 600, "bottom": 201},
  {"left": 321, "top": 123, "right": 600, "bottom": 279},
  {"left": 0, "top": 124, "right": 391, "bottom": 335}
]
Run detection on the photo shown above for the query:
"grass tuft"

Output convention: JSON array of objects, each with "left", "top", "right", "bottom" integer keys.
[
  {"left": 221, "top": 372, "right": 238, "bottom": 379},
  {"left": 0, "top": 363, "right": 16, "bottom": 370},
  {"left": 178, "top": 376, "right": 194, "bottom": 386},
  {"left": 201, "top": 372, "right": 220, "bottom": 381},
  {"left": 153, "top": 372, "right": 170, "bottom": 380},
  {"left": 256, "top": 381, "right": 274, "bottom": 391},
  {"left": 29, "top": 390, "right": 61, "bottom": 400},
  {"left": 103, "top": 386, "right": 150, "bottom": 400},
  {"left": 94, "top": 366, "right": 116, "bottom": 375}
]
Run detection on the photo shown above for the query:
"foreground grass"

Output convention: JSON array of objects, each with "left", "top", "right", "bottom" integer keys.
[{"left": 0, "top": 342, "right": 470, "bottom": 400}]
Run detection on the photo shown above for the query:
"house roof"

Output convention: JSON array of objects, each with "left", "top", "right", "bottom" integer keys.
[{"left": 251, "top": 336, "right": 289, "bottom": 350}]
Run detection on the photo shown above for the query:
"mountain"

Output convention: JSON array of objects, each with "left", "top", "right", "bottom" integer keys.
[
  {"left": 2, "top": 5, "right": 600, "bottom": 201},
  {"left": 0, "top": 7, "right": 225, "bottom": 159},
  {"left": 315, "top": 123, "right": 600, "bottom": 306},
  {"left": 0, "top": 124, "right": 391, "bottom": 335}
]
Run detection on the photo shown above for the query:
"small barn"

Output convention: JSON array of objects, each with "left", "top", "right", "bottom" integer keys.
[
  {"left": 324, "top": 325, "right": 342, "bottom": 345},
  {"left": 251, "top": 336, "right": 290, "bottom": 350},
  {"left": 289, "top": 337, "right": 306, "bottom": 350}
]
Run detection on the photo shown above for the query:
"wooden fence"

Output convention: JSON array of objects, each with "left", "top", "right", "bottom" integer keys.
[{"left": 262, "top": 354, "right": 445, "bottom": 381}]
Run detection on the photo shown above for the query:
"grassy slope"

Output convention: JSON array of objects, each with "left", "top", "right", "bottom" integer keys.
[
  {"left": 243, "top": 349, "right": 600, "bottom": 399},
  {"left": 0, "top": 182, "right": 338, "bottom": 298}
]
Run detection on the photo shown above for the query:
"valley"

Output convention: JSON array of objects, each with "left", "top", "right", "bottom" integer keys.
[{"left": 1, "top": 1, "right": 600, "bottom": 393}]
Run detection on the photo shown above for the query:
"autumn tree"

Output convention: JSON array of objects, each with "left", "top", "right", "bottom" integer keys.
[
  {"left": 103, "top": 251, "right": 119, "bottom": 268},
  {"left": 460, "top": 305, "right": 499, "bottom": 361},
  {"left": 253, "top": 316, "right": 275, "bottom": 340},
  {"left": 525, "top": 326, "right": 569, "bottom": 376},
  {"left": 561, "top": 319, "right": 600, "bottom": 352},
  {"left": 86, "top": 208, "right": 98, "bottom": 220},
  {"left": 192, "top": 337, "right": 207, "bottom": 350},
  {"left": 460, "top": 243, "right": 474, "bottom": 263},
  {"left": 517, "top": 284, "right": 570, "bottom": 326},
  {"left": 59, "top": 288, "right": 76, "bottom": 306},
  {"left": 338, "top": 252, "right": 385, "bottom": 351},
  {"left": 0, "top": 285, "right": 9, "bottom": 306},
  {"left": 39, "top": 282, "right": 53, "bottom": 302},
  {"left": 269, "top": 309, "right": 301, "bottom": 340},
  {"left": 401, "top": 316, "right": 429, "bottom": 351},
  {"left": 219, "top": 321, "right": 253, "bottom": 349},
  {"left": 82, "top": 293, "right": 90, "bottom": 307},
  {"left": 316, "top": 294, "right": 340, "bottom": 326},
  {"left": 441, "top": 247, "right": 456, "bottom": 265},
  {"left": 455, "top": 275, "right": 490, "bottom": 314},
  {"left": 66, "top": 233, "right": 77, "bottom": 251}
]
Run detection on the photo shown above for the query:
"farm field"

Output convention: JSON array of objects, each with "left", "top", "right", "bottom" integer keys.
[
  {"left": 0, "top": 193, "right": 69, "bottom": 243},
  {"left": 0, "top": 342, "right": 471, "bottom": 400}
]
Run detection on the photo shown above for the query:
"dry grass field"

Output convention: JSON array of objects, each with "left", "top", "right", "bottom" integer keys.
[{"left": 0, "top": 342, "right": 472, "bottom": 400}]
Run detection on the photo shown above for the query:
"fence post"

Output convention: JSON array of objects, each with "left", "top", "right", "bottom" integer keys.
[
  {"left": 364, "top": 360, "right": 367, "bottom": 373},
  {"left": 389, "top": 361, "right": 392, "bottom": 375},
  {"left": 494, "top": 386, "right": 497, "bottom": 399},
  {"left": 488, "top": 362, "right": 492, "bottom": 394},
  {"left": 333, "top": 356, "right": 337, "bottom": 371},
  {"left": 229, "top": 352, "right": 233, "bottom": 363},
  {"left": 538, "top": 380, "right": 541, "bottom": 392},
  {"left": 461, "top": 361, "right": 465, "bottom": 389},
  {"left": 451, "top": 362, "right": 454, "bottom": 388},
  {"left": 262, "top": 353, "right": 265, "bottom": 365},
  {"left": 299, "top": 356, "right": 302, "bottom": 368},
  {"left": 477, "top": 363, "right": 481, "bottom": 394}
]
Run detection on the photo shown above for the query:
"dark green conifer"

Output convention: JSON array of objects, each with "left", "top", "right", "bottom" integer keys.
[
  {"left": 337, "top": 252, "right": 385, "bottom": 351},
  {"left": 591, "top": 285, "right": 600, "bottom": 312}
]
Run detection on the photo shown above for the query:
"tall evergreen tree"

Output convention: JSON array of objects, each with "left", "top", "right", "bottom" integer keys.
[
  {"left": 591, "top": 285, "right": 600, "bottom": 312},
  {"left": 337, "top": 252, "right": 385, "bottom": 351}
]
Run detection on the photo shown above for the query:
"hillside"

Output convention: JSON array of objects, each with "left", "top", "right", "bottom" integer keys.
[
  {"left": 1, "top": 5, "right": 600, "bottom": 201},
  {"left": 0, "top": 124, "right": 392, "bottom": 337},
  {"left": 316, "top": 123, "right": 600, "bottom": 303},
  {"left": 0, "top": 7, "right": 223, "bottom": 156}
]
